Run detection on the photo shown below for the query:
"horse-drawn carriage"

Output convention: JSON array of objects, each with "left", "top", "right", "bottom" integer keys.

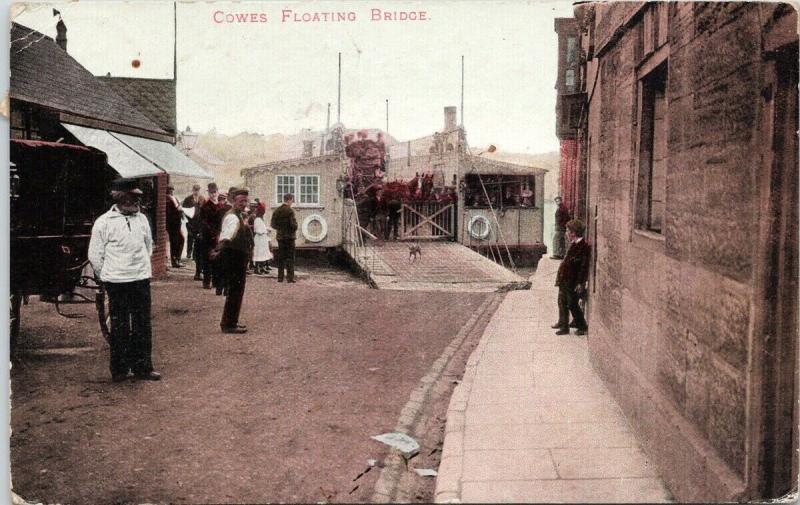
[{"left": 9, "top": 139, "right": 113, "bottom": 348}]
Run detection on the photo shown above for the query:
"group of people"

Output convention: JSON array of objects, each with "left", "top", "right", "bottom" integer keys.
[
  {"left": 88, "top": 178, "right": 300, "bottom": 382},
  {"left": 552, "top": 196, "right": 590, "bottom": 337}
]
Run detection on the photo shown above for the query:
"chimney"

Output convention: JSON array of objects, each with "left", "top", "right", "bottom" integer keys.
[
  {"left": 302, "top": 140, "right": 314, "bottom": 158},
  {"left": 444, "top": 106, "right": 457, "bottom": 131},
  {"left": 56, "top": 19, "right": 67, "bottom": 51}
]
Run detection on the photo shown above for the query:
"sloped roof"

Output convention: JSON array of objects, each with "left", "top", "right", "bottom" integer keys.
[
  {"left": 462, "top": 154, "right": 547, "bottom": 176},
  {"left": 97, "top": 77, "right": 176, "bottom": 134},
  {"left": 241, "top": 154, "right": 344, "bottom": 177},
  {"left": 10, "top": 22, "right": 165, "bottom": 135}
]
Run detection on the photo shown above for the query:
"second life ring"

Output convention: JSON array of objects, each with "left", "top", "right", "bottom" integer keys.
[
  {"left": 301, "top": 214, "right": 328, "bottom": 243},
  {"left": 468, "top": 215, "right": 491, "bottom": 240}
]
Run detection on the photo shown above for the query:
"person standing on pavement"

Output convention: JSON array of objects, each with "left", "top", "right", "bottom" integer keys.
[
  {"left": 166, "top": 185, "right": 185, "bottom": 268},
  {"left": 88, "top": 178, "right": 161, "bottom": 382},
  {"left": 270, "top": 193, "right": 298, "bottom": 283},
  {"left": 252, "top": 203, "right": 273, "bottom": 275},
  {"left": 211, "top": 187, "right": 254, "bottom": 334},
  {"left": 553, "top": 196, "right": 571, "bottom": 259},
  {"left": 182, "top": 184, "right": 205, "bottom": 279},
  {"left": 553, "top": 219, "right": 590, "bottom": 336}
]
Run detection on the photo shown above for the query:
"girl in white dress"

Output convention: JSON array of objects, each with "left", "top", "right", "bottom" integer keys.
[{"left": 252, "top": 203, "right": 273, "bottom": 275}]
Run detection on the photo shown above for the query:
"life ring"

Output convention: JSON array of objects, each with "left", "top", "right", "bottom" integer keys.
[
  {"left": 301, "top": 214, "right": 328, "bottom": 243},
  {"left": 468, "top": 215, "right": 491, "bottom": 240}
]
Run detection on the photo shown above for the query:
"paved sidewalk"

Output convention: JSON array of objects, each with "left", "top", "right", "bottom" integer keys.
[{"left": 434, "top": 257, "right": 673, "bottom": 503}]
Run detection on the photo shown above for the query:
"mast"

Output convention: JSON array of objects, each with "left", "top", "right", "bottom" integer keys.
[
  {"left": 337, "top": 52, "right": 342, "bottom": 123},
  {"left": 173, "top": 2, "right": 177, "bottom": 81},
  {"left": 385, "top": 99, "right": 389, "bottom": 135},
  {"left": 460, "top": 55, "right": 464, "bottom": 126}
]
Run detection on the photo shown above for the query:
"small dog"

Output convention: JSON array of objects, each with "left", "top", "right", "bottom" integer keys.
[{"left": 408, "top": 243, "right": 422, "bottom": 262}]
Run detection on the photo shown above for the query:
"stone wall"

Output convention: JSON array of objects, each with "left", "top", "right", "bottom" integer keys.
[{"left": 582, "top": 2, "right": 796, "bottom": 501}]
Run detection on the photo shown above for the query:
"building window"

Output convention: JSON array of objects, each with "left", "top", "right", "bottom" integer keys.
[
  {"left": 276, "top": 175, "right": 295, "bottom": 204},
  {"left": 565, "top": 69, "right": 575, "bottom": 90},
  {"left": 637, "top": 62, "right": 668, "bottom": 233},
  {"left": 299, "top": 175, "right": 320, "bottom": 205},
  {"left": 566, "top": 36, "right": 577, "bottom": 63}
]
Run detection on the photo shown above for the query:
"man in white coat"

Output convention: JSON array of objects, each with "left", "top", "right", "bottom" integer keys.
[{"left": 88, "top": 178, "right": 161, "bottom": 383}]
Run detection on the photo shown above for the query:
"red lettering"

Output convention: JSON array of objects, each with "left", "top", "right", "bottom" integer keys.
[
  {"left": 235, "top": 13, "right": 248, "bottom": 22},
  {"left": 282, "top": 9, "right": 292, "bottom": 22},
  {"left": 260, "top": 13, "right": 268, "bottom": 22},
  {"left": 420, "top": 11, "right": 427, "bottom": 20},
  {"left": 371, "top": 8, "right": 381, "bottom": 21},
  {"left": 212, "top": 10, "right": 224, "bottom": 23}
]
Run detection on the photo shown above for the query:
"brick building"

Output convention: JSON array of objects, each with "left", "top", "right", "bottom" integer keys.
[
  {"left": 565, "top": 3, "right": 798, "bottom": 501},
  {"left": 553, "top": 17, "right": 587, "bottom": 221}
]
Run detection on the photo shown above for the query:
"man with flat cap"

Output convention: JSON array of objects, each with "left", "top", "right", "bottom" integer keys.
[
  {"left": 198, "top": 182, "right": 223, "bottom": 290},
  {"left": 210, "top": 187, "right": 254, "bottom": 333},
  {"left": 88, "top": 178, "right": 161, "bottom": 382},
  {"left": 182, "top": 183, "right": 205, "bottom": 278}
]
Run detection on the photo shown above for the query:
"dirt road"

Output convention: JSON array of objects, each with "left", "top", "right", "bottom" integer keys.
[{"left": 11, "top": 261, "right": 492, "bottom": 503}]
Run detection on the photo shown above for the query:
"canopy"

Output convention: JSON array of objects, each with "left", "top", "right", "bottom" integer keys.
[
  {"left": 62, "top": 123, "right": 163, "bottom": 178},
  {"left": 110, "top": 132, "right": 212, "bottom": 179}
]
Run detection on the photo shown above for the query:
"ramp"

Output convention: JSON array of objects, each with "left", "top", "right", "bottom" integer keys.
[{"left": 350, "top": 241, "right": 530, "bottom": 292}]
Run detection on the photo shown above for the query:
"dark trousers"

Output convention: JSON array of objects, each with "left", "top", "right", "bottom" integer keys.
[
  {"left": 277, "top": 239, "right": 296, "bottom": 281},
  {"left": 186, "top": 229, "right": 198, "bottom": 259},
  {"left": 557, "top": 285, "right": 587, "bottom": 330},
  {"left": 221, "top": 249, "right": 248, "bottom": 329},
  {"left": 553, "top": 227, "right": 567, "bottom": 258},
  {"left": 212, "top": 251, "right": 226, "bottom": 290},
  {"left": 105, "top": 279, "right": 154, "bottom": 376},
  {"left": 386, "top": 215, "right": 400, "bottom": 239},
  {"left": 168, "top": 226, "right": 184, "bottom": 263},
  {"left": 373, "top": 213, "right": 387, "bottom": 238},
  {"left": 196, "top": 238, "right": 212, "bottom": 283}
]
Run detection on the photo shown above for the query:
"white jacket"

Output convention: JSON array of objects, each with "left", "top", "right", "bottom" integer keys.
[{"left": 88, "top": 205, "right": 153, "bottom": 283}]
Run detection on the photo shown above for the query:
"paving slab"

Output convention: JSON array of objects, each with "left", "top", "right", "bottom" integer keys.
[{"left": 434, "top": 256, "right": 673, "bottom": 503}]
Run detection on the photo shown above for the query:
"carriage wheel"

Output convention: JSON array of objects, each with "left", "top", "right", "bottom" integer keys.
[
  {"left": 95, "top": 284, "right": 111, "bottom": 344},
  {"left": 10, "top": 293, "right": 22, "bottom": 352}
]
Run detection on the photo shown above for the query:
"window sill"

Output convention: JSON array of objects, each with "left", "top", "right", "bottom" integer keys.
[
  {"left": 271, "top": 204, "right": 324, "bottom": 210},
  {"left": 631, "top": 228, "right": 665, "bottom": 252}
]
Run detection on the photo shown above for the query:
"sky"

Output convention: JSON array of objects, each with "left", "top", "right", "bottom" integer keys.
[{"left": 12, "top": 0, "right": 575, "bottom": 154}]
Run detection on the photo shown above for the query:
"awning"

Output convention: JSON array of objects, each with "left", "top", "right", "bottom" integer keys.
[
  {"left": 110, "top": 132, "right": 212, "bottom": 179},
  {"left": 62, "top": 123, "right": 163, "bottom": 178}
]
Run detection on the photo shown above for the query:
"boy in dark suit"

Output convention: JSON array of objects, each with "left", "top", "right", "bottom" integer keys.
[{"left": 553, "top": 219, "right": 590, "bottom": 335}]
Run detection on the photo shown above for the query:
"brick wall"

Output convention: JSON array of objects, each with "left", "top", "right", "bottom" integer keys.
[
  {"left": 581, "top": 3, "right": 798, "bottom": 501},
  {"left": 558, "top": 139, "right": 578, "bottom": 214},
  {"left": 150, "top": 173, "right": 169, "bottom": 279}
]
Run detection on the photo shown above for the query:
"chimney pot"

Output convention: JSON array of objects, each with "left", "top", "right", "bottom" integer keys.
[
  {"left": 444, "top": 106, "right": 457, "bottom": 131},
  {"left": 302, "top": 140, "right": 314, "bottom": 158},
  {"left": 56, "top": 19, "right": 67, "bottom": 52}
]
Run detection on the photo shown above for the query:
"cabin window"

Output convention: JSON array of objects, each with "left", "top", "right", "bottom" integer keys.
[
  {"left": 464, "top": 174, "right": 535, "bottom": 209},
  {"left": 299, "top": 175, "right": 320, "bottom": 205},
  {"left": 276, "top": 175, "right": 296, "bottom": 204},
  {"left": 276, "top": 174, "right": 320, "bottom": 206}
]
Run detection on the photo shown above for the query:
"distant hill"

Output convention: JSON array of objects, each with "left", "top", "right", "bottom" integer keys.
[
  {"left": 187, "top": 128, "right": 398, "bottom": 190},
  {"left": 186, "top": 130, "right": 559, "bottom": 200}
]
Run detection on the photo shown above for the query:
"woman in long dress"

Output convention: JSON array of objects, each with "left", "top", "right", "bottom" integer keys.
[{"left": 252, "top": 203, "right": 273, "bottom": 275}]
